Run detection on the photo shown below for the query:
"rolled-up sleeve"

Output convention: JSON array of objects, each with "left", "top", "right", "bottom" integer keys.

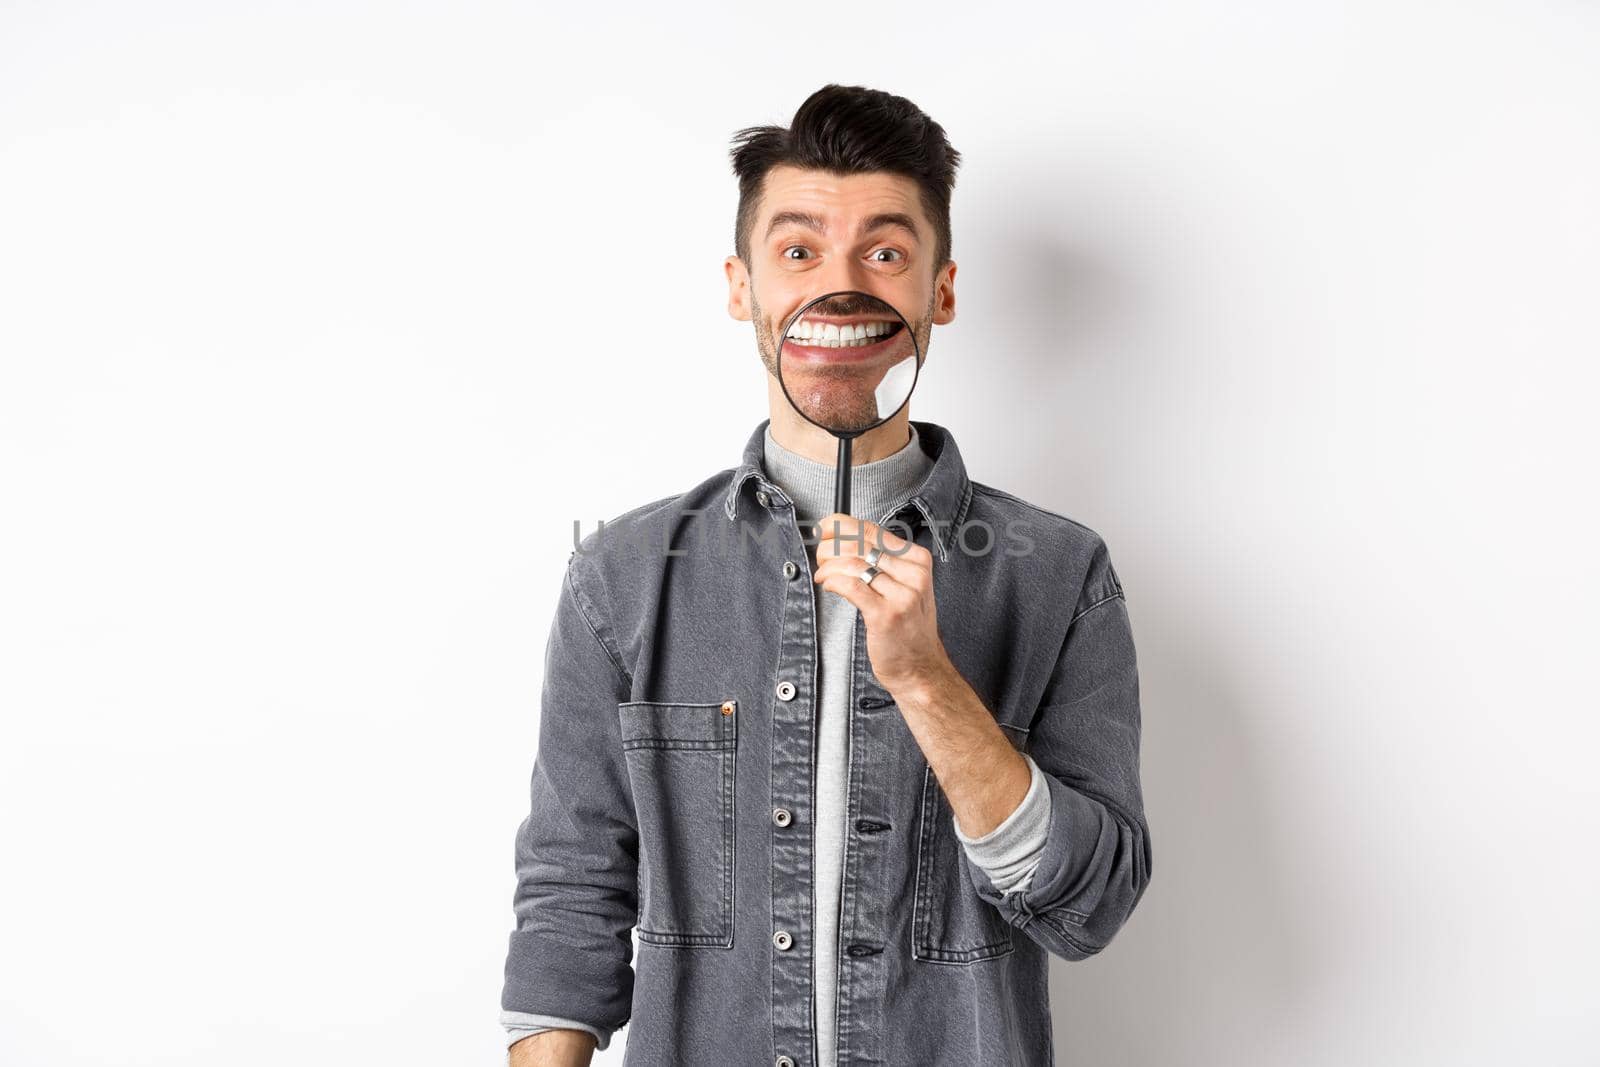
[
  {"left": 962, "top": 538, "right": 1153, "bottom": 960},
  {"left": 501, "top": 1009, "right": 611, "bottom": 1066},
  {"left": 501, "top": 553, "right": 638, "bottom": 1034},
  {"left": 952, "top": 752, "right": 1052, "bottom": 895}
]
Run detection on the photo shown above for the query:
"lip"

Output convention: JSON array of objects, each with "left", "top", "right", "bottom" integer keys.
[{"left": 780, "top": 330, "right": 904, "bottom": 365}]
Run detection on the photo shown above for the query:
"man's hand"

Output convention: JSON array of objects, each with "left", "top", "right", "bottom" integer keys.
[
  {"left": 810, "top": 513, "right": 1031, "bottom": 839},
  {"left": 508, "top": 1028, "right": 597, "bottom": 1067},
  {"left": 810, "top": 513, "right": 952, "bottom": 693}
]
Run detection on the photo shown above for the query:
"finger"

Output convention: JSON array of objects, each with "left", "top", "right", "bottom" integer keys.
[
  {"left": 815, "top": 568, "right": 890, "bottom": 621},
  {"left": 816, "top": 556, "right": 921, "bottom": 618},
  {"left": 814, "top": 512, "right": 921, "bottom": 564},
  {"left": 813, "top": 547, "right": 921, "bottom": 590},
  {"left": 814, "top": 534, "right": 931, "bottom": 595},
  {"left": 812, "top": 513, "right": 865, "bottom": 559}
]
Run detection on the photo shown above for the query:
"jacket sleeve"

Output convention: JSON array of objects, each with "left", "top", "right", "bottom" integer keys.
[
  {"left": 501, "top": 553, "right": 638, "bottom": 1033},
  {"left": 960, "top": 538, "right": 1153, "bottom": 960}
]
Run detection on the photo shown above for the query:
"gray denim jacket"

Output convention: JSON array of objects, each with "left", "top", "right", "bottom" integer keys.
[{"left": 501, "top": 418, "right": 1152, "bottom": 1066}]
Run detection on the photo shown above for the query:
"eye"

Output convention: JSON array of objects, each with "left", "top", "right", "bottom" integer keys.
[
  {"left": 870, "top": 248, "right": 904, "bottom": 263},
  {"left": 783, "top": 246, "right": 813, "bottom": 261}
]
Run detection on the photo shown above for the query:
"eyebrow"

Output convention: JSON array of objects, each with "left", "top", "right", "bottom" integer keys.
[{"left": 764, "top": 210, "right": 921, "bottom": 243}]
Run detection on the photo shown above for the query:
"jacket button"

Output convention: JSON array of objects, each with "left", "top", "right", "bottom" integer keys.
[
  {"left": 772, "top": 807, "right": 792, "bottom": 827},
  {"left": 756, "top": 490, "right": 770, "bottom": 507},
  {"left": 775, "top": 680, "right": 796, "bottom": 701},
  {"left": 776, "top": 1058, "right": 796, "bottom": 1067},
  {"left": 772, "top": 929, "right": 793, "bottom": 951},
  {"left": 782, "top": 560, "right": 799, "bottom": 580}
]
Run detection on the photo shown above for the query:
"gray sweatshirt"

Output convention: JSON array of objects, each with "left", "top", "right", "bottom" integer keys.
[{"left": 502, "top": 422, "right": 1052, "bottom": 1063}]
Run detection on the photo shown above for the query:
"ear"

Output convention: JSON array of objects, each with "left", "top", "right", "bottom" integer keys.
[
  {"left": 932, "top": 259, "right": 957, "bottom": 326},
  {"left": 725, "top": 256, "right": 752, "bottom": 321}
]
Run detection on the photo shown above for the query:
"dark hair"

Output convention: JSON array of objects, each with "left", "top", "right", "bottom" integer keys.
[{"left": 729, "top": 84, "right": 962, "bottom": 277}]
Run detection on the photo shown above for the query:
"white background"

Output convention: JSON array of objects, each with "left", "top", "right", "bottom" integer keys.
[{"left": 2, "top": 2, "right": 1596, "bottom": 1065}]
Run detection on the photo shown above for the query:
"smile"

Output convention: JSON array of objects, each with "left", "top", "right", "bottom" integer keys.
[{"left": 783, "top": 317, "right": 905, "bottom": 348}]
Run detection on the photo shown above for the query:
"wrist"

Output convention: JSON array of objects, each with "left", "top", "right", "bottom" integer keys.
[{"left": 887, "top": 655, "right": 960, "bottom": 709}]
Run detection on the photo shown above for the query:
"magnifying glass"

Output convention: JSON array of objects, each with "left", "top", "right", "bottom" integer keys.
[{"left": 775, "top": 289, "right": 923, "bottom": 516}]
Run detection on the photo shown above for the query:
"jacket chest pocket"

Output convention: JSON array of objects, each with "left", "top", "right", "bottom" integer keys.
[
  {"left": 911, "top": 762, "right": 1018, "bottom": 965},
  {"left": 618, "top": 700, "right": 738, "bottom": 948}
]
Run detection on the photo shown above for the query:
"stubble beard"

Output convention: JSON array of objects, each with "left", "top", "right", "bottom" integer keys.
[{"left": 750, "top": 286, "right": 934, "bottom": 432}]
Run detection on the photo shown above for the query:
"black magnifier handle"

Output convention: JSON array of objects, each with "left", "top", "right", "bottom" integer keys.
[{"left": 834, "top": 435, "right": 853, "bottom": 517}]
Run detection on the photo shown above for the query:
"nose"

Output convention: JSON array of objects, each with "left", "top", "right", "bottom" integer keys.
[{"left": 808, "top": 258, "right": 878, "bottom": 307}]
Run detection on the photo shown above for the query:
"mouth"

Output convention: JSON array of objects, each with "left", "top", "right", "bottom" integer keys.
[{"left": 781, "top": 316, "right": 907, "bottom": 363}]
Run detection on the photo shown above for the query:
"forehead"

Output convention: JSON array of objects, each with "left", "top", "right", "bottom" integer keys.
[{"left": 756, "top": 165, "right": 926, "bottom": 235}]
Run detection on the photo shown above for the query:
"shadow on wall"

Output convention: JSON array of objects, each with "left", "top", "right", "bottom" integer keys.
[
  {"left": 988, "top": 227, "right": 1317, "bottom": 1063},
  {"left": 1047, "top": 627, "right": 1311, "bottom": 1064}
]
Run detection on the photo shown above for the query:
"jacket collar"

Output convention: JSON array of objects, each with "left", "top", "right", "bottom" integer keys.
[{"left": 722, "top": 417, "right": 974, "bottom": 563}]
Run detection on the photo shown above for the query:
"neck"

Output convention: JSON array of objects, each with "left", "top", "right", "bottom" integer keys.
[{"left": 761, "top": 411, "right": 932, "bottom": 526}]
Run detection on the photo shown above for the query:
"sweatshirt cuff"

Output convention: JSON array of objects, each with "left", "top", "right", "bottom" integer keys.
[
  {"left": 501, "top": 1010, "right": 611, "bottom": 1057},
  {"left": 951, "top": 752, "right": 1052, "bottom": 895}
]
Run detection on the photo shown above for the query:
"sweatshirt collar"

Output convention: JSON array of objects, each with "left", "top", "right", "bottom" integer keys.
[{"left": 723, "top": 417, "right": 974, "bottom": 563}]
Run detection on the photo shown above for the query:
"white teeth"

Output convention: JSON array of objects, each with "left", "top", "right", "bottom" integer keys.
[{"left": 785, "top": 319, "right": 895, "bottom": 347}]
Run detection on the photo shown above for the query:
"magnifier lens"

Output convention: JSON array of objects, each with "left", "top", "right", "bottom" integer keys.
[{"left": 775, "top": 290, "right": 920, "bottom": 436}]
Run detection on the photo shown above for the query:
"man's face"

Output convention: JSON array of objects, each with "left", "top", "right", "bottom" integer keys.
[{"left": 726, "top": 165, "right": 956, "bottom": 427}]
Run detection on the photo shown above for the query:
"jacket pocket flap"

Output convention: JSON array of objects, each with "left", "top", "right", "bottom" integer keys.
[{"left": 618, "top": 700, "right": 738, "bottom": 750}]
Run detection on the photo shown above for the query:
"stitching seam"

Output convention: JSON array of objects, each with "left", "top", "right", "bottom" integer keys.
[
  {"left": 1069, "top": 589, "right": 1125, "bottom": 626},
  {"left": 564, "top": 564, "right": 633, "bottom": 690}
]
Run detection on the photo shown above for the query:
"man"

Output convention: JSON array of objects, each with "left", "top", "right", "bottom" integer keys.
[{"left": 500, "top": 84, "right": 1152, "bottom": 1066}]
